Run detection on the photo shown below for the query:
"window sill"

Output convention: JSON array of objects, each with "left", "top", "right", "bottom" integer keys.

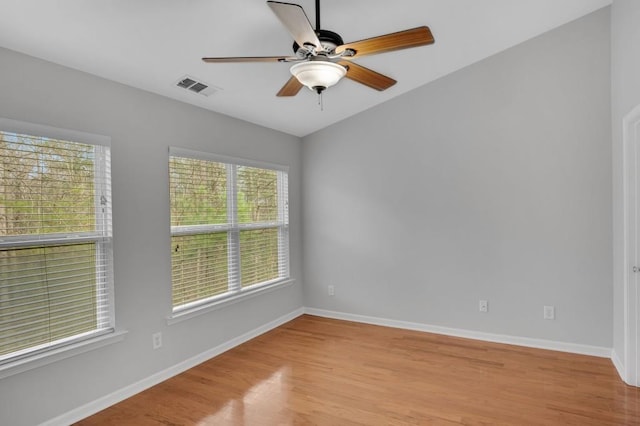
[
  {"left": 167, "top": 278, "right": 295, "bottom": 326},
  {"left": 0, "top": 330, "right": 128, "bottom": 380}
]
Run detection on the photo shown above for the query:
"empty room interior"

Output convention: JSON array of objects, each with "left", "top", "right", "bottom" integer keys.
[{"left": 1, "top": 0, "right": 640, "bottom": 424}]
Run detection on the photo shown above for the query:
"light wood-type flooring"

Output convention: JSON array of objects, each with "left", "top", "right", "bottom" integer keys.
[{"left": 76, "top": 315, "right": 640, "bottom": 425}]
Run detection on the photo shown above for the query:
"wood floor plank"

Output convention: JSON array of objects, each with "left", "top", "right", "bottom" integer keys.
[{"left": 76, "top": 315, "right": 640, "bottom": 425}]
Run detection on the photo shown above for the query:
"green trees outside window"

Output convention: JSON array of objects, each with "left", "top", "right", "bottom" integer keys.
[
  {"left": 0, "top": 128, "right": 113, "bottom": 361},
  {"left": 169, "top": 151, "right": 289, "bottom": 312}
]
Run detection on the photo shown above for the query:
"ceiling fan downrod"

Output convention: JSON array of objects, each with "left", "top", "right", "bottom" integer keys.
[{"left": 315, "top": 0, "right": 320, "bottom": 32}]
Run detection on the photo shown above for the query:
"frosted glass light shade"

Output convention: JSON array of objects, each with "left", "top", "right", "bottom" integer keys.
[{"left": 290, "top": 61, "right": 346, "bottom": 92}]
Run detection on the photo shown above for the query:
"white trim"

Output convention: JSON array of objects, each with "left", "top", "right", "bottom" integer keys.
[
  {"left": 169, "top": 146, "right": 289, "bottom": 172},
  {"left": 612, "top": 348, "right": 626, "bottom": 381},
  {"left": 0, "top": 232, "right": 106, "bottom": 247},
  {"left": 304, "top": 308, "right": 612, "bottom": 358},
  {"left": 42, "top": 308, "right": 305, "bottom": 426},
  {"left": 0, "top": 117, "right": 110, "bottom": 147},
  {"left": 622, "top": 103, "right": 640, "bottom": 386},
  {"left": 170, "top": 222, "right": 285, "bottom": 237},
  {"left": 0, "top": 330, "right": 127, "bottom": 380},
  {"left": 43, "top": 307, "right": 625, "bottom": 425},
  {"left": 167, "top": 279, "right": 296, "bottom": 325}
]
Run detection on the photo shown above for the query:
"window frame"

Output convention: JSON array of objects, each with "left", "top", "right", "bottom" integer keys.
[
  {"left": 168, "top": 147, "right": 291, "bottom": 320},
  {"left": 0, "top": 117, "right": 116, "bottom": 369}
]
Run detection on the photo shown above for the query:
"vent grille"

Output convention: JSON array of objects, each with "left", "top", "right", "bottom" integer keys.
[
  {"left": 177, "top": 78, "right": 196, "bottom": 89},
  {"left": 189, "top": 82, "right": 208, "bottom": 93},
  {"left": 175, "top": 75, "right": 219, "bottom": 97}
]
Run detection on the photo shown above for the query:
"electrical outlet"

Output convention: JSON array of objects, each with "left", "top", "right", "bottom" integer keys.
[
  {"left": 152, "top": 332, "right": 162, "bottom": 350},
  {"left": 328, "top": 285, "right": 335, "bottom": 296},
  {"left": 544, "top": 305, "right": 555, "bottom": 320},
  {"left": 479, "top": 300, "right": 488, "bottom": 313}
]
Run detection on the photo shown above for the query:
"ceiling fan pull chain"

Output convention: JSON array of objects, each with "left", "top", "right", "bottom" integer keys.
[{"left": 318, "top": 91, "right": 324, "bottom": 111}]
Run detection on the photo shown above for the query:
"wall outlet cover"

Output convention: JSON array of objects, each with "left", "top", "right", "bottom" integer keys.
[
  {"left": 544, "top": 305, "right": 555, "bottom": 320},
  {"left": 152, "top": 332, "right": 162, "bottom": 349}
]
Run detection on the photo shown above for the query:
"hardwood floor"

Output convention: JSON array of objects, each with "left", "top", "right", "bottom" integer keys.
[{"left": 76, "top": 315, "right": 640, "bottom": 425}]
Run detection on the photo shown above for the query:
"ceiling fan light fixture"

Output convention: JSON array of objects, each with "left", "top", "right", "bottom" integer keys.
[{"left": 289, "top": 61, "right": 346, "bottom": 94}]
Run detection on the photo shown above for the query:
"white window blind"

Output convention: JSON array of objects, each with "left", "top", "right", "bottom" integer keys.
[
  {"left": 0, "top": 121, "right": 113, "bottom": 364},
  {"left": 169, "top": 148, "right": 289, "bottom": 313}
]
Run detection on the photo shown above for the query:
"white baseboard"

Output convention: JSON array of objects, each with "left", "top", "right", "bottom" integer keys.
[
  {"left": 304, "top": 307, "right": 612, "bottom": 358},
  {"left": 611, "top": 348, "right": 626, "bottom": 382},
  {"left": 41, "top": 306, "right": 621, "bottom": 425},
  {"left": 41, "top": 307, "right": 305, "bottom": 426}
]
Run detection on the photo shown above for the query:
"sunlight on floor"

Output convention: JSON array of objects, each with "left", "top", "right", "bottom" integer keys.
[{"left": 196, "top": 367, "right": 290, "bottom": 425}]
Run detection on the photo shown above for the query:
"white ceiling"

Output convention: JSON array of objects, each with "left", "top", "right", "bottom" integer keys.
[{"left": 0, "top": 0, "right": 611, "bottom": 137}]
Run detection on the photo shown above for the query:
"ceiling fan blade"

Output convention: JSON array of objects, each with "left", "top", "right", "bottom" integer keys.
[
  {"left": 336, "top": 26, "right": 434, "bottom": 58},
  {"left": 338, "top": 61, "right": 396, "bottom": 91},
  {"left": 202, "top": 56, "right": 299, "bottom": 63},
  {"left": 267, "top": 1, "right": 322, "bottom": 51},
  {"left": 277, "top": 76, "right": 304, "bottom": 97}
]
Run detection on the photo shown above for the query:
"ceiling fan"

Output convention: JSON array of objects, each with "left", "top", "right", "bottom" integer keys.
[{"left": 202, "top": 0, "right": 435, "bottom": 97}]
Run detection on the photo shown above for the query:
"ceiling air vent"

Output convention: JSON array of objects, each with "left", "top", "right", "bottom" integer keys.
[
  {"left": 175, "top": 75, "right": 219, "bottom": 97},
  {"left": 189, "top": 82, "right": 208, "bottom": 93},
  {"left": 177, "top": 77, "right": 196, "bottom": 89}
]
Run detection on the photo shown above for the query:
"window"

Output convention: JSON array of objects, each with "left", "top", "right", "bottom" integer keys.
[
  {"left": 169, "top": 148, "right": 289, "bottom": 313},
  {"left": 0, "top": 119, "right": 113, "bottom": 365}
]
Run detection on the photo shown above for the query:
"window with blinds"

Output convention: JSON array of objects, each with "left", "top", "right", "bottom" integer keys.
[
  {"left": 169, "top": 148, "right": 289, "bottom": 313},
  {"left": 0, "top": 120, "right": 113, "bottom": 364}
]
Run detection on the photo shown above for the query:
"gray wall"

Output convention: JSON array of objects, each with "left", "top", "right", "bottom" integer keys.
[
  {"left": 611, "top": 0, "right": 640, "bottom": 368},
  {"left": 0, "top": 47, "right": 303, "bottom": 426},
  {"left": 302, "top": 9, "right": 612, "bottom": 346}
]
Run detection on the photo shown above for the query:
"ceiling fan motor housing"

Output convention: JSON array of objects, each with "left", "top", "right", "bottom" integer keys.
[{"left": 293, "top": 29, "right": 344, "bottom": 55}]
